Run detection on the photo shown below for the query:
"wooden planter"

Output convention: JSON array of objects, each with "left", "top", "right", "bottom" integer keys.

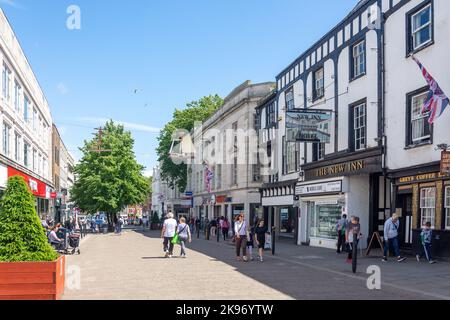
[{"left": 0, "top": 255, "right": 65, "bottom": 300}]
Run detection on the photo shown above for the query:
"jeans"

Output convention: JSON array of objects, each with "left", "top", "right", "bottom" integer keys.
[
  {"left": 419, "top": 243, "right": 433, "bottom": 261},
  {"left": 179, "top": 236, "right": 188, "bottom": 256},
  {"left": 384, "top": 236, "right": 400, "bottom": 258},
  {"left": 235, "top": 236, "right": 247, "bottom": 257},
  {"left": 222, "top": 228, "right": 229, "bottom": 241},
  {"left": 163, "top": 237, "right": 174, "bottom": 255},
  {"left": 337, "top": 232, "right": 346, "bottom": 253}
]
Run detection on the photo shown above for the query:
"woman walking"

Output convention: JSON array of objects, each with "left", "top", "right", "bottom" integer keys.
[
  {"left": 255, "top": 220, "right": 268, "bottom": 262},
  {"left": 222, "top": 217, "right": 230, "bottom": 241},
  {"left": 234, "top": 214, "right": 248, "bottom": 262},
  {"left": 177, "top": 217, "right": 192, "bottom": 258}
]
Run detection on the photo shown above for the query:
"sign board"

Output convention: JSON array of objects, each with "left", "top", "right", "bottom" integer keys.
[
  {"left": 286, "top": 109, "right": 332, "bottom": 143},
  {"left": 296, "top": 181, "right": 342, "bottom": 196},
  {"left": 441, "top": 151, "right": 450, "bottom": 175}
]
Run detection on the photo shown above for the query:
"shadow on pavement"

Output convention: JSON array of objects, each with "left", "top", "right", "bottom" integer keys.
[{"left": 132, "top": 229, "right": 436, "bottom": 300}]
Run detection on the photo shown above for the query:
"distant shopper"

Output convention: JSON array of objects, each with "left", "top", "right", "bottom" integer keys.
[
  {"left": 336, "top": 214, "right": 348, "bottom": 254},
  {"left": 210, "top": 219, "right": 217, "bottom": 238},
  {"left": 177, "top": 217, "right": 192, "bottom": 258},
  {"left": 49, "top": 226, "right": 63, "bottom": 251},
  {"left": 221, "top": 217, "right": 230, "bottom": 241},
  {"left": 416, "top": 222, "right": 436, "bottom": 264},
  {"left": 234, "top": 214, "right": 248, "bottom": 262},
  {"left": 246, "top": 226, "right": 255, "bottom": 261},
  {"left": 382, "top": 214, "right": 407, "bottom": 263},
  {"left": 161, "top": 212, "right": 178, "bottom": 258},
  {"left": 345, "top": 216, "right": 362, "bottom": 264},
  {"left": 255, "top": 220, "right": 268, "bottom": 262}
]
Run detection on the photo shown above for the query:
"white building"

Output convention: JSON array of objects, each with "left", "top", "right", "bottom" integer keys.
[
  {"left": 188, "top": 81, "right": 274, "bottom": 225},
  {"left": 151, "top": 165, "right": 167, "bottom": 218},
  {"left": 59, "top": 140, "right": 75, "bottom": 220},
  {"left": 257, "top": 0, "right": 450, "bottom": 256},
  {"left": 383, "top": 0, "right": 450, "bottom": 257},
  {"left": 0, "top": 9, "right": 53, "bottom": 218}
]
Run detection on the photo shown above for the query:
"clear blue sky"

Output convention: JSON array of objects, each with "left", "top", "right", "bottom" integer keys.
[{"left": 1, "top": 0, "right": 359, "bottom": 176}]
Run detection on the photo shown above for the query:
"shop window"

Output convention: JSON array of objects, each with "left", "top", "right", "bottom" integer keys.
[
  {"left": 445, "top": 187, "right": 450, "bottom": 230},
  {"left": 309, "top": 202, "right": 342, "bottom": 240},
  {"left": 420, "top": 187, "right": 436, "bottom": 228}
]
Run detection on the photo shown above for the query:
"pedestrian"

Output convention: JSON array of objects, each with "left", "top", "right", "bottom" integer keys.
[
  {"left": 336, "top": 214, "right": 348, "bottom": 254},
  {"left": 255, "top": 220, "right": 268, "bottom": 262},
  {"left": 48, "top": 226, "right": 64, "bottom": 251},
  {"left": 161, "top": 212, "right": 178, "bottom": 258},
  {"left": 234, "top": 214, "right": 248, "bottom": 262},
  {"left": 204, "top": 217, "right": 210, "bottom": 238},
  {"left": 382, "top": 214, "right": 407, "bottom": 263},
  {"left": 416, "top": 222, "right": 436, "bottom": 264},
  {"left": 210, "top": 218, "right": 217, "bottom": 238},
  {"left": 246, "top": 225, "right": 255, "bottom": 261},
  {"left": 177, "top": 217, "right": 192, "bottom": 258},
  {"left": 90, "top": 219, "right": 96, "bottom": 234},
  {"left": 221, "top": 217, "right": 230, "bottom": 241},
  {"left": 118, "top": 217, "right": 124, "bottom": 235},
  {"left": 345, "top": 216, "right": 362, "bottom": 264}
]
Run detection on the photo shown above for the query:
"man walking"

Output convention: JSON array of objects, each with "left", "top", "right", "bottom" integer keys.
[
  {"left": 382, "top": 214, "right": 407, "bottom": 263},
  {"left": 161, "top": 212, "right": 177, "bottom": 258}
]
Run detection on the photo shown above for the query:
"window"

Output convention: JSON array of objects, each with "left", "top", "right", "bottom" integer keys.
[
  {"left": 2, "top": 64, "right": 11, "bottom": 100},
  {"left": 313, "top": 68, "right": 324, "bottom": 100},
  {"left": 2, "top": 123, "right": 10, "bottom": 157},
  {"left": 409, "top": 4, "right": 432, "bottom": 52},
  {"left": 14, "top": 81, "right": 21, "bottom": 112},
  {"left": 24, "top": 143, "right": 30, "bottom": 168},
  {"left": 38, "top": 153, "right": 42, "bottom": 175},
  {"left": 283, "top": 137, "right": 296, "bottom": 174},
  {"left": 408, "top": 91, "right": 431, "bottom": 145},
  {"left": 266, "top": 101, "right": 277, "bottom": 126},
  {"left": 420, "top": 188, "right": 436, "bottom": 228},
  {"left": 14, "top": 132, "right": 20, "bottom": 162},
  {"left": 32, "top": 149, "right": 37, "bottom": 172},
  {"left": 33, "top": 109, "right": 37, "bottom": 132},
  {"left": 285, "top": 88, "right": 295, "bottom": 110},
  {"left": 24, "top": 95, "right": 29, "bottom": 122},
  {"left": 351, "top": 103, "right": 366, "bottom": 151},
  {"left": 446, "top": 187, "right": 450, "bottom": 230},
  {"left": 232, "top": 122, "right": 238, "bottom": 185},
  {"left": 352, "top": 40, "right": 366, "bottom": 78},
  {"left": 313, "top": 142, "right": 325, "bottom": 162}
]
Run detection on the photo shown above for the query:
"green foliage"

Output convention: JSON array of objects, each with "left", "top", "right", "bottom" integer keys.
[
  {"left": 0, "top": 176, "right": 59, "bottom": 262},
  {"left": 156, "top": 95, "right": 223, "bottom": 192},
  {"left": 71, "top": 120, "right": 149, "bottom": 218}
]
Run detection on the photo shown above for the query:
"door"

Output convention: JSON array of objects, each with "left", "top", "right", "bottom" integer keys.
[{"left": 398, "top": 194, "right": 413, "bottom": 248}]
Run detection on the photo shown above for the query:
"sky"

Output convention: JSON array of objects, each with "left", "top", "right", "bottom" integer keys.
[{"left": 0, "top": 0, "right": 359, "bottom": 176}]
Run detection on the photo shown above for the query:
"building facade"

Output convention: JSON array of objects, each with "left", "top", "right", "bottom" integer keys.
[
  {"left": 188, "top": 81, "right": 275, "bottom": 226},
  {"left": 0, "top": 9, "right": 54, "bottom": 218},
  {"left": 255, "top": 0, "right": 450, "bottom": 257}
]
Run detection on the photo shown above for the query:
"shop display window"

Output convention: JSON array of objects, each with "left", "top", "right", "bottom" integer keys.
[{"left": 309, "top": 203, "right": 342, "bottom": 240}]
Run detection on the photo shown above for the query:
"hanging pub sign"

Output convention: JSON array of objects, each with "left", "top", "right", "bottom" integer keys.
[
  {"left": 286, "top": 109, "right": 332, "bottom": 143},
  {"left": 441, "top": 151, "right": 450, "bottom": 175}
]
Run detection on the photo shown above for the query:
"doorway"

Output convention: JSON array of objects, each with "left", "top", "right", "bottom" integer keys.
[{"left": 397, "top": 193, "right": 413, "bottom": 248}]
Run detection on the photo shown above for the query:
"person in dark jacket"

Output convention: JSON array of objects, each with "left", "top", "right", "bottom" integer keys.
[
  {"left": 254, "top": 220, "right": 268, "bottom": 262},
  {"left": 416, "top": 222, "right": 436, "bottom": 264}
]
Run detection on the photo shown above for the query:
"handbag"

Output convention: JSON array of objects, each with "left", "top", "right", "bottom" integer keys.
[{"left": 171, "top": 225, "right": 187, "bottom": 245}]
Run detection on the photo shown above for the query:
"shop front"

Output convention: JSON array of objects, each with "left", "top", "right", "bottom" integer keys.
[
  {"left": 299, "top": 148, "right": 384, "bottom": 249},
  {"left": 389, "top": 163, "right": 450, "bottom": 258},
  {"left": 5, "top": 166, "right": 52, "bottom": 219}
]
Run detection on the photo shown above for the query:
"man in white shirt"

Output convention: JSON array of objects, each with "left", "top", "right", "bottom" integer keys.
[{"left": 161, "top": 212, "right": 178, "bottom": 258}]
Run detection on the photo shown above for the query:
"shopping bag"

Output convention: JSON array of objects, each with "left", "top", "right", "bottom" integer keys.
[{"left": 171, "top": 233, "right": 180, "bottom": 245}]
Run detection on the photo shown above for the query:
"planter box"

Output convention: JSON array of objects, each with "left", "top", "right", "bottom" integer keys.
[{"left": 0, "top": 255, "right": 65, "bottom": 300}]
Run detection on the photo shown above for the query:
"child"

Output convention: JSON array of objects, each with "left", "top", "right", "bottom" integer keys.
[
  {"left": 416, "top": 222, "right": 436, "bottom": 264},
  {"left": 246, "top": 226, "right": 255, "bottom": 261}
]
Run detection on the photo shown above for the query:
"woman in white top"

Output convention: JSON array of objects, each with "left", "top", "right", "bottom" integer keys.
[{"left": 234, "top": 214, "right": 248, "bottom": 262}]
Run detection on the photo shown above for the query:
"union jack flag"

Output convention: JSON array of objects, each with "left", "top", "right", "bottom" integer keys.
[
  {"left": 412, "top": 56, "right": 449, "bottom": 124},
  {"left": 204, "top": 165, "right": 214, "bottom": 193}
]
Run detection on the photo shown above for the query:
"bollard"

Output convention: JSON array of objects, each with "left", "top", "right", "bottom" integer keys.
[
  {"left": 217, "top": 227, "right": 220, "bottom": 242},
  {"left": 272, "top": 227, "right": 276, "bottom": 256},
  {"left": 197, "top": 225, "right": 200, "bottom": 239}
]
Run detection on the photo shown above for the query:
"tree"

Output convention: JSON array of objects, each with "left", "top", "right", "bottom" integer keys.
[
  {"left": 156, "top": 95, "right": 223, "bottom": 192},
  {"left": 0, "top": 176, "right": 58, "bottom": 262},
  {"left": 71, "top": 120, "right": 149, "bottom": 230}
]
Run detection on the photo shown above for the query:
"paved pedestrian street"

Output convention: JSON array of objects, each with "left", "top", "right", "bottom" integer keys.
[{"left": 63, "top": 228, "right": 450, "bottom": 300}]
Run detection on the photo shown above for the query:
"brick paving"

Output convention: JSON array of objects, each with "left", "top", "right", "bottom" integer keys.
[{"left": 63, "top": 228, "right": 450, "bottom": 300}]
